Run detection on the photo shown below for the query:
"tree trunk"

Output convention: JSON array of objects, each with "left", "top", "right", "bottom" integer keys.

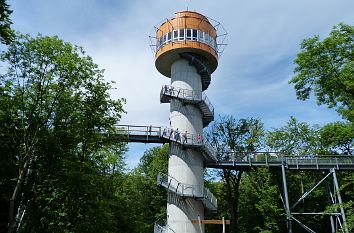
[
  {"left": 7, "top": 160, "right": 29, "bottom": 233},
  {"left": 224, "top": 170, "right": 243, "bottom": 233}
]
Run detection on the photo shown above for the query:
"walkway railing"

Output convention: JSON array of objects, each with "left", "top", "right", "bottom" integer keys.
[
  {"left": 112, "top": 125, "right": 165, "bottom": 143},
  {"left": 114, "top": 124, "right": 161, "bottom": 136},
  {"left": 111, "top": 125, "right": 354, "bottom": 170},
  {"left": 157, "top": 173, "right": 217, "bottom": 211},
  {"left": 161, "top": 85, "right": 214, "bottom": 112},
  {"left": 207, "top": 152, "right": 354, "bottom": 170},
  {"left": 160, "top": 127, "right": 217, "bottom": 161},
  {"left": 160, "top": 85, "right": 214, "bottom": 127}
]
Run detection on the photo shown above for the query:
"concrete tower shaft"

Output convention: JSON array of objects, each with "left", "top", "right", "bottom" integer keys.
[
  {"left": 154, "top": 11, "right": 222, "bottom": 233},
  {"left": 168, "top": 59, "right": 204, "bottom": 232}
]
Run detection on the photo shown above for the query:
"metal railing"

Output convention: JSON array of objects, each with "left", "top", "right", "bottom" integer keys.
[
  {"left": 160, "top": 127, "right": 204, "bottom": 145},
  {"left": 202, "top": 143, "right": 218, "bottom": 161},
  {"left": 217, "top": 152, "right": 354, "bottom": 162},
  {"left": 157, "top": 173, "right": 217, "bottom": 210},
  {"left": 160, "top": 85, "right": 214, "bottom": 114},
  {"left": 154, "top": 222, "right": 166, "bottom": 233},
  {"left": 112, "top": 125, "right": 354, "bottom": 169},
  {"left": 114, "top": 125, "right": 162, "bottom": 137},
  {"left": 210, "top": 152, "right": 354, "bottom": 169},
  {"left": 154, "top": 219, "right": 176, "bottom": 233},
  {"left": 160, "top": 127, "right": 217, "bottom": 161}
]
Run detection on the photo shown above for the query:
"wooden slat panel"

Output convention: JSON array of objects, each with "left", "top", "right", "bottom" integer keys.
[
  {"left": 157, "top": 11, "right": 217, "bottom": 38},
  {"left": 191, "top": 219, "right": 230, "bottom": 225}
]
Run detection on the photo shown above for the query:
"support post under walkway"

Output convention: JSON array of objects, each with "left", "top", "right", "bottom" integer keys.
[{"left": 281, "top": 163, "right": 293, "bottom": 233}]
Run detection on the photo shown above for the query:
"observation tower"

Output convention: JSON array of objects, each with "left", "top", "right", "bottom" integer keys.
[{"left": 152, "top": 11, "right": 226, "bottom": 233}]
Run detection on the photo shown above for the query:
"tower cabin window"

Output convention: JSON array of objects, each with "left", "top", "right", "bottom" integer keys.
[
  {"left": 178, "top": 29, "right": 184, "bottom": 41},
  {"left": 156, "top": 29, "right": 217, "bottom": 52},
  {"left": 198, "top": 30, "right": 204, "bottom": 43},
  {"left": 204, "top": 33, "right": 209, "bottom": 46},
  {"left": 186, "top": 29, "right": 192, "bottom": 40},
  {"left": 192, "top": 30, "right": 198, "bottom": 41},
  {"left": 173, "top": 30, "right": 178, "bottom": 41}
]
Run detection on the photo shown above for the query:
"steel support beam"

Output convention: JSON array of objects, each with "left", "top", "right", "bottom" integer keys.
[
  {"left": 281, "top": 164, "right": 293, "bottom": 233},
  {"left": 332, "top": 168, "right": 349, "bottom": 233},
  {"left": 326, "top": 181, "right": 336, "bottom": 233}
]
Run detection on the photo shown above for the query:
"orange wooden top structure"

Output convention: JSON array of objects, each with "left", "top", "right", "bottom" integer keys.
[{"left": 155, "top": 11, "right": 219, "bottom": 77}]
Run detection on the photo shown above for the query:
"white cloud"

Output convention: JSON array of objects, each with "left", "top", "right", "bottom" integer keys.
[{"left": 11, "top": 0, "right": 354, "bottom": 168}]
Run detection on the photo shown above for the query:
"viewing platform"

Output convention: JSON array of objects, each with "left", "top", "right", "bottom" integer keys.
[{"left": 160, "top": 85, "right": 214, "bottom": 127}]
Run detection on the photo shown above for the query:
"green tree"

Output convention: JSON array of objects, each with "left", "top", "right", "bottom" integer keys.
[
  {"left": 204, "top": 180, "right": 229, "bottom": 233},
  {"left": 207, "top": 116, "right": 265, "bottom": 233},
  {"left": 0, "top": 33, "right": 125, "bottom": 232},
  {"left": 266, "top": 118, "right": 348, "bottom": 232},
  {"left": 117, "top": 145, "right": 168, "bottom": 233},
  {"left": 238, "top": 168, "right": 284, "bottom": 233},
  {"left": 266, "top": 116, "right": 321, "bottom": 156},
  {"left": 0, "top": 0, "right": 13, "bottom": 44},
  {"left": 340, "top": 173, "right": 354, "bottom": 231},
  {"left": 290, "top": 23, "right": 354, "bottom": 122},
  {"left": 320, "top": 121, "right": 354, "bottom": 155}
]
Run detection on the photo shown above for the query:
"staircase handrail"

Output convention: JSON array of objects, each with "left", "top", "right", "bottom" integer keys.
[
  {"left": 157, "top": 172, "right": 217, "bottom": 209},
  {"left": 161, "top": 85, "right": 214, "bottom": 114},
  {"left": 154, "top": 219, "right": 176, "bottom": 233}
]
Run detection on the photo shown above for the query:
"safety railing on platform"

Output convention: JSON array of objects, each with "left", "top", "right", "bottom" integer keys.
[
  {"left": 161, "top": 127, "right": 204, "bottom": 145},
  {"left": 157, "top": 173, "right": 217, "bottom": 211},
  {"left": 160, "top": 127, "right": 217, "bottom": 161},
  {"left": 160, "top": 85, "right": 214, "bottom": 114},
  {"left": 113, "top": 125, "right": 162, "bottom": 141},
  {"left": 284, "top": 156, "right": 354, "bottom": 167},
  {"left": 214, "top": 151, "right": 354, "bottom": 167},
  {"left": 157, "top": 173, "right": 201, "bottom": 197}
]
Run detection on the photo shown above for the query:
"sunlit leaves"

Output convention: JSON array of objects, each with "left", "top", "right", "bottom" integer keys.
[{"left": 290, "top": 23, "right": 354, "bottom": 122}]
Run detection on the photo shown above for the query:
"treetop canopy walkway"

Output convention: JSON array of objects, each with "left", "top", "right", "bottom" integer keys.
[{"left": 111, "top": 125, "right": 354, "bottom": 171}]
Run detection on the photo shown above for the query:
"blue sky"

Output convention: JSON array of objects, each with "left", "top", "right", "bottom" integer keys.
[{"left": 10, "top": 0, "right": 354, "bottom": 168}]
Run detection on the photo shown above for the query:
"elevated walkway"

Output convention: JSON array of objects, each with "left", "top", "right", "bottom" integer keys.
[
  {"left": 112, "top": 125, "right": 354, "bottom": 171},
  {"left": 160, "top": 85, "right": 214, "bottom": 127},
  {"left": 113, "top": 125, "right": 217, "bottom": 162},
  {"left": 108, "top": 125, "right": 167, "bottom": 143},
  {"left": 157, "top": 173, "right": 217, "bottom": 212},
  {"left": 114, "top": 125, "right": 353, "bottom": 232},
  {"left": 206, "top": 152, "right": 354, "bottom": 171}
]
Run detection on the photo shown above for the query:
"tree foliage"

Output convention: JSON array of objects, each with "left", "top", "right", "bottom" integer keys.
[
  {"left": 290, "top": 23, "right": 354, "bottom": 122},
  {"left": 0, "top": 33, "right": 125, "bottom": 232},
  {"left": 207, "top": 116, "right": 265, "bottom": 233},
  {"left": 320, "top": 121, "right": 354, "bottom": 155},
  {"left": 238, "top": 168, "right": 283, "bottom": 233},
  {"left": 117, "top": 145, "right": 168, "bottom": 233},
  {"left": 0, "top": 0, "right": 13, "bottom": 44},
  {"left": 266, "top": 116, "right": 321, "bottom": 156}
]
